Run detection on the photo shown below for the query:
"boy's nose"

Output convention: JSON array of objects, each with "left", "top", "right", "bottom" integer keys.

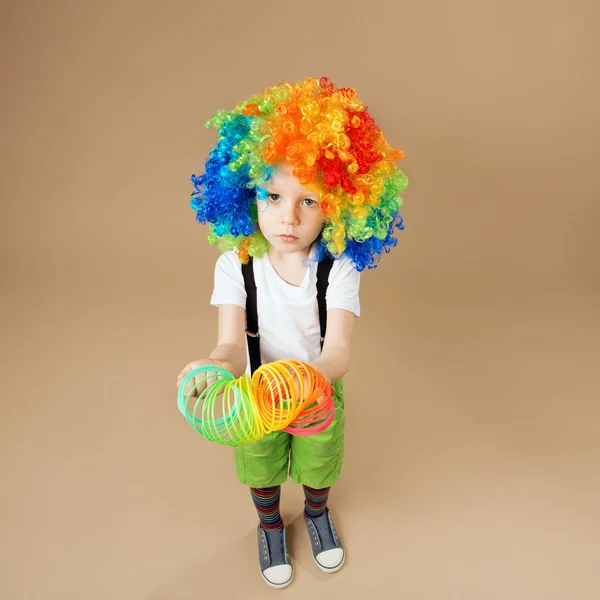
[{"left": 281, "top": 203, "right": 300, "bottom": 225}]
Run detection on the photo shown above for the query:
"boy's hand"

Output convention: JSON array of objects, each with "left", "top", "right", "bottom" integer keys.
[
  {"left": 288, "top": 362, "right": 332, "bottom": 405},
  {"left": 309, "top": 363, "right": 332, "bottom": 385},
  {"left": 176, "top": 358, "right": 232, "bottom": 398}
]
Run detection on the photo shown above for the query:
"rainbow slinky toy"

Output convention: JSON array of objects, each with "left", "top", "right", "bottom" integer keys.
[{"left": 177, "top": 360, "right": 334, "bottom": 446}]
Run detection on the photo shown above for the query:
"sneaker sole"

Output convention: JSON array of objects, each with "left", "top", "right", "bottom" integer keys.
[{"left": 260, "top": 566, "right": 294, "bottom": 589}]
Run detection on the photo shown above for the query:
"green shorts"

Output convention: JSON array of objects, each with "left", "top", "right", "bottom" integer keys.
[{"left": 233, "top": 379, "right": 345, "bottom": 489}]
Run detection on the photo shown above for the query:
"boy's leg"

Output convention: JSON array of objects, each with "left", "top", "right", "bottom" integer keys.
[
  {"left": 302, "top": 485, "right": 330, "bottom": 519},
  {"left": 289, "top": 379, "right": 345, "bottom": 489},
  {"left": 290, "top": 379, "right": 346, "bottom": 573},
  {"left": 233, "top": 429, "right": 291, "bottom": 488},
  {"left": 234, "top": 432, "right": 293, "bottom": 588},
  {"left": 250, "top": 486, "right": 283, "bottom": 530}
]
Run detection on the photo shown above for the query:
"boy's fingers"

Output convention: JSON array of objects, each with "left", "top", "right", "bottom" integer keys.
[
  {"left": 176, "top": 365, "right": 191, "bottom": 384},
  {"left": 177, "top": 364, "right": 223, "bottom": 394},
  {"left": 177, "top": 363, "right": 203, "bottom": 387}
]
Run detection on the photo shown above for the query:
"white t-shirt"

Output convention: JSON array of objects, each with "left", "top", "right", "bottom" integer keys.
[{"left": 210, "top": 246, "right": 361, "bottom": 376}]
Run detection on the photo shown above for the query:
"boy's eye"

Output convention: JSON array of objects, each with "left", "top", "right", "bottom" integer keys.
[{"left": 268, "top": 193, "right": 280, "bottom": 201}]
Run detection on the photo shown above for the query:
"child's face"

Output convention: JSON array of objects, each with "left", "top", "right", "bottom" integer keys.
[{"left": 257, "top": 162, "right": 324, "bottom": 256}]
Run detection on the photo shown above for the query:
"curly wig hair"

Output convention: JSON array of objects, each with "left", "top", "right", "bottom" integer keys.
[{"left": 190, "top": 76, "right": 408, "bottom": 271}]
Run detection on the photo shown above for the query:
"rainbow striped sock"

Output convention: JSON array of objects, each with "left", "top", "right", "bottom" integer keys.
[
  {"left": 303, "top": 485, "right": 330, "bottom": 519},
  {"left": 250, "top": 486, "right": 284, "bottom": 530}
]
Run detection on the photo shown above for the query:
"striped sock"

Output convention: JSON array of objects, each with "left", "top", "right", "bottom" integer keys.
[
  {"left": 303, "top": 485, "right": 330, "bottom": 519},
  {"left": 250, "top": 486, "right": 284, "bottom": 530}
]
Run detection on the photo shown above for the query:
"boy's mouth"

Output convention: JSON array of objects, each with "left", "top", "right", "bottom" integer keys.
[{"left": 278, "top": 234, "right": 298, "bottom": 243}]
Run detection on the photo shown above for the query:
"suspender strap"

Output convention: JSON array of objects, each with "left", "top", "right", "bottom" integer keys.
[
  {"left": 241, "top": 258, "right": 262, "bottom": 376},
  {"left": 316, "top": 258, "right": 334, "bottom": 349},
  {"left": 241, "top": 256, "right": 334, "bottom": 375}
]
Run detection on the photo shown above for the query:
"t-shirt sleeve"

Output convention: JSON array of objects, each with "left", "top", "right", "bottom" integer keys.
[
  {"left": 326, "top": 255, "right": 361, "bottom": 317},
  {"left": 209, "top": 251, "right": 247, "bottom": 308}
]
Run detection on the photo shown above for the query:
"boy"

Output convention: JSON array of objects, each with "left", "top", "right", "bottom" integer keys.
[{"left": 177, "top": 76, "right": 407, "bottom": 588}]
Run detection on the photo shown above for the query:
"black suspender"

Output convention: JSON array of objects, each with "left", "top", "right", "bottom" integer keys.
[
  {"left": 241, "top": 257, "right": 261, "bottom": 376},
  {"left": 241, "top": 256, "right": 334, "bottom": 375},
  {"left": 316, "top": 258, "right": 334, "bottom": 345}
]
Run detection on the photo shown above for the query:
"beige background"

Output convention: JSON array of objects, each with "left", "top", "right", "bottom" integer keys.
[{"left": 2, "top": 0, "right": 599, "bottom": 598}]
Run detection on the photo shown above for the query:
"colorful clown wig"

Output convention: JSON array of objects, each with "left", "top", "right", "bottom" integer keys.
[{"left": 190, "top": 76, "right": 408, "bottom": 271}]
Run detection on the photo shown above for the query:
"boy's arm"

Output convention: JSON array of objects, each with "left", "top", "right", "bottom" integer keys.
[
  {"left": 310, "top": 308, "right": 356, "bottom": 384},
  {"left": 209, "top": 304, "right": 248, "bottom": 378}
]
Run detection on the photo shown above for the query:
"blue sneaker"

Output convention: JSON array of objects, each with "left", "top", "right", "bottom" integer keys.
[
  {"left": 304, "top": 508, "right": 345, "bottom": 573},
  {"left": 257, "top": 525, "right": 294, "bottom": 588}
]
